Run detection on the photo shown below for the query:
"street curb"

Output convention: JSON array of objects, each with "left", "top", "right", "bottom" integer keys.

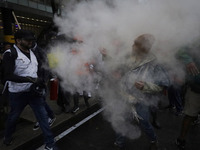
[{"left": 14, "top": 103, "right": 101, "bottom": 150}]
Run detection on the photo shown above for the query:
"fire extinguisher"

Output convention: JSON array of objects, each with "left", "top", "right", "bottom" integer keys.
[{"left": 50, "top": 78, "right": 59, "bottom": 100}]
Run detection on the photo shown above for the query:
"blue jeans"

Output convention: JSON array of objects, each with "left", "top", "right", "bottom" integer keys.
[
  {"left": 4, "top": 92, "right": 55, "bottom": 147},
  {"left": 136, "top": 103, "right": 157, "bottom": 141},
  {"left": 115, "top": 103, "right": 157, "bottom": 146},
  {"left": 44, "top": 100, "right": 55, "bottom": 119}
]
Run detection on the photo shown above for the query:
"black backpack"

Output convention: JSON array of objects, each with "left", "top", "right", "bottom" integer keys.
[{"left": 0, "top": 47, "right": 17, "bottom": 85}]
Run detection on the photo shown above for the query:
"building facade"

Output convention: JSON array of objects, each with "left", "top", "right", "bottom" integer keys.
[{"left": 0, "top": 0, "right": 59, "bottom": 43}]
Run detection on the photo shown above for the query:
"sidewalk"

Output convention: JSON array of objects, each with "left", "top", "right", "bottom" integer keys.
[{"left": 0, "top": 95, "right": 100, "bottom": 150}]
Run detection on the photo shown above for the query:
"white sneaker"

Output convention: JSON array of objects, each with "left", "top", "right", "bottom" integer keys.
[
  {"left": 88, "top": 92, "right": 92, "bottom": 98},
  {"left": 48, "top": 117, "right": 56, "bottom": 127},
  {"left": 33, "top": 122, "right": 40, "bottom": 130}
]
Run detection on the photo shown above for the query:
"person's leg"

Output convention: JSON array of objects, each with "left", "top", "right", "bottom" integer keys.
[
  {"left": 4, "top": 92, "right": 27, "bottom": 144},
  {"left": 136, "top": 104, "right": 158, "bottom": 150},
  {"left": 176, "top": 87, "right": 200, "bottom": 149},
  {"left": 151, "top": 106, "right": 161, "bottom": 129},
  {"left": 136, "top": 103, "right": 157, "bottom": 142},
  {"left": 29, "top": 94, "right": 55, "bottom": 148},
  {"left": 167, "top": 85, "right": 175, "bottom": 109},
  {"left": 72, "top": 92, "right": 80, "bottom": 113},
  {"left": 173, "top": 85, "right": 183, "bottom": 114},
  {"left": 114, "top": 133, "right": 126, "bottom": 148},
  {"left": 83, "top": 91, "right": 90, "bottom": 108},
  {"left": 33, "top": 99, "right": 56, "bottom": 130},
  {"left": 57, "top": 85, "right": 65, "bottom": 112},
  {"left": 176, "top": 115, "right": 195, "bottom": 150},
  {"left": 63, "top": 91, "right": 71, "bottom": 113},
  {"left": 44, "top": 100, "right": 55, "bottom": 119},
  {"left": 178, "top": 115, "right": 196, "bottom": 140}
]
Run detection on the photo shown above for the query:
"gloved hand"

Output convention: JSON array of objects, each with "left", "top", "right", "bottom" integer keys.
[
  {"left": 26, "top": 77, "right": 46, "bottom": 88},
  {"left": 34, "top": 78, "right": 46, "bottom": 88},
  {"left": 26, "top": 76, "right": 37, "bottom": 83}
]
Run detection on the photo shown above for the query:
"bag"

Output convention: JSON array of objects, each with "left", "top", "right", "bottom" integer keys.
[
  {"left": 30, "top": 83, "right": 46, "bottom": 97},
  {"left": 0, "top": 59, "right": 4, "bottom": 85}
]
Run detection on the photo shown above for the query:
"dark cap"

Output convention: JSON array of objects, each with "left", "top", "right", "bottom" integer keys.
[{"left": 14, "top": 30, "right": 36, "bottom": 40}]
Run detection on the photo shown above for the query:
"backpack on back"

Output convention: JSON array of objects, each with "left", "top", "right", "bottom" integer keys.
[{"left": 0, "top": 47, "right": 17, "bottom": 85}]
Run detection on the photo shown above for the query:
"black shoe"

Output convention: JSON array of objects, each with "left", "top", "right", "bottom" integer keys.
[
  {"left": 44, "top": 145, "right": 59, "bottom": 150},
  {"left": 33, "top": 122, "right": 40, "bottom": 130},
  {"left": 71, "top": 106, "right": 79, "bottom": 113},
  {"left": 176, "top": 138, "right": 185, "bottom": 150},
  {"left": 48, "top": 117, "right": 56, "bottom": 126},
  {"left": 3, "top": 138, "right": 13, "bottom": 146},
  {"left": 192, "top": 115, "right": 200, "bottom": 125}
]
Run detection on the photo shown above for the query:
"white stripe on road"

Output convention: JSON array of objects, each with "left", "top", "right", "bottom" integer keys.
[{"left": 37, "top": 107, "right": 105, "bottom": 150}]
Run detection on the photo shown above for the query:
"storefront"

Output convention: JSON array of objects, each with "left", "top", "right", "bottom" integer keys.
[{"left": 0, "top": 0, "right": 55, "bottom": 43}]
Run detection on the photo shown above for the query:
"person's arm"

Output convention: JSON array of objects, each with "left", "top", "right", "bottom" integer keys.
[
  {"left": 2, "top": 52, "right": 36, "bottom": 83},
  {"left": 134, "top": 64, "right": 170, "bottom": 93},
  {"left": 135, "top": 81, "right": 163, "bottom": 93}
]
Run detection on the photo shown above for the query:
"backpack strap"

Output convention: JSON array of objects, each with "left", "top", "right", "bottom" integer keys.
[
  {"left": 9, "top": 47, "right": 17, "bottom": 59},
  {"left": 1, "top": 47, "right": 17, "bottom": 85},
  {"left": 3, "top": 47, "right": 18, "bottom": 60}
]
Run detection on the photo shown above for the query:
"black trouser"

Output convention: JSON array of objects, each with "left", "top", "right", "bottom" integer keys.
[{"left": 57, "top": 85, "right": 71, "bottom": 109}]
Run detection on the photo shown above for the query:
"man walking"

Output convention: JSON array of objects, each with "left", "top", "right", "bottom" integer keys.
[{"left": 2, "top": 30, "right": 57, "bottom": 150}]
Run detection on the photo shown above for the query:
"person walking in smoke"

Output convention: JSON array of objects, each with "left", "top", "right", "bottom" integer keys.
[
  {"left": 70, "top": 48, "right": 93, "bottom": 113},
  {"left": 176, "top": 39, "right": 200, "bottom": 150},
  {"left": 47, "top": 34, "right": 72, "bottom": 114},
  {"left": 114, "top": 34, "right": 169, "bottom": 150}
]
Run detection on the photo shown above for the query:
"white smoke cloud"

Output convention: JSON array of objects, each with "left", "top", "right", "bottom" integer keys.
[{"left": 50, "top": 0, "right": 200, "bottom": 140}]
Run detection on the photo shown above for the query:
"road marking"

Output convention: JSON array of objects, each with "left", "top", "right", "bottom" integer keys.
[{"left": 36, "top": 107, "right": 104, "bottom": 150}]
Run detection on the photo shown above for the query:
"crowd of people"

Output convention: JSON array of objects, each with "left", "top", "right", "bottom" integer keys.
[{"left": 0, "top": 29, "right": 199, "bottom": 150}]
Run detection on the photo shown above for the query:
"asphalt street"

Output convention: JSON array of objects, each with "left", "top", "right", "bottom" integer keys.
[{"left": 55, "top": 109, "right": 200, "bottom": 150}]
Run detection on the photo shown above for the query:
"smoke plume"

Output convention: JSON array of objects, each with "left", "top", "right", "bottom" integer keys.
[{"left": 50, "top": 0, "right": 200, "bottom": 140}]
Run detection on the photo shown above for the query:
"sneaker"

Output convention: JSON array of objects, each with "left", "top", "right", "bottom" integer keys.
[
  {"left": 192, "top": 118, "right": 200, "bottom": 125},
  {"left": 88, "top": 92, "right": 92, "bottom": 98},
  {"left": 48, "top": 117, "right": 56, "bottom": 127},
  {"left": 72, "top": 106, "right": 79, "bottom": 113},
  {"left": 33, "top": 122, "right": 40, "bottom": 131},
  {"left": 192, "top": 115, "right": 200, "bottom": 125},
  {"left": 3, "top": 138, "right": 13, "bottom": 146},
  {"left": 176, "top": 138, "right": 185, "bottom": 150},
  {"left": 44, "top": 145, "right": 59, "bottom": 150}
]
